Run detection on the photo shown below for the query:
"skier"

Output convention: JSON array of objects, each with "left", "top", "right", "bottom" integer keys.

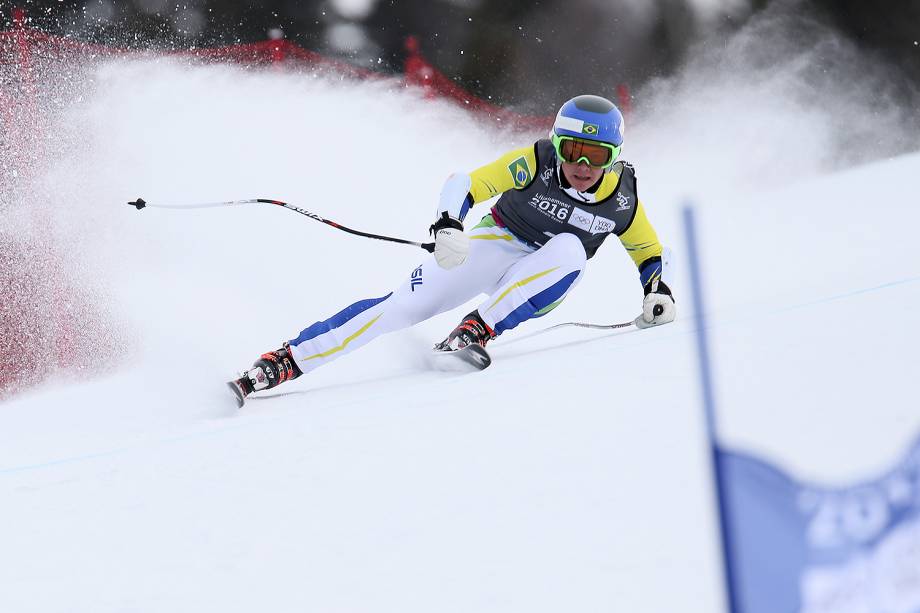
[{"left": 228, "top": 94, "right": 675, "bottom": 406}]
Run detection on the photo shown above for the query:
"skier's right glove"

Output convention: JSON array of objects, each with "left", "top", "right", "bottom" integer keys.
[
  {"left": 635, "top": 280, "right": 676, "bottom": 329},
  {"left": 430, "top": 211, "right": 469, "bottom": 270}
]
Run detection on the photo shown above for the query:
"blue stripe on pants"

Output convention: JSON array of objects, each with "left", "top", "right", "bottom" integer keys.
[
  {"left": 492, "top": 271, "right": 580, "bottom": 336},
  {"left": 289, "top": 293, "right": 392, "bottom": 347}
]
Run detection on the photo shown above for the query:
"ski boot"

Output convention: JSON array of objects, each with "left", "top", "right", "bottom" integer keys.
[
  {"left": 434, "top": 310, "right": 494, "bottom": 351},
  {"left": 433, "top": 310, "right": 494, "bottom": 370},
  {"left": 227, "top": 344, "right": 302, "bottom": 408}
]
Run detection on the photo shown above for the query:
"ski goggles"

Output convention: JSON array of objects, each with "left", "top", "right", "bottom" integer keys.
[{"left": 551, "top": 134, "right": 620, "bottom": 169}]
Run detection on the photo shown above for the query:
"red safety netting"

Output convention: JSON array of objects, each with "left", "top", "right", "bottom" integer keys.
[
  {"left": 402, "top": 35, "right": 554, "bottom": 131},
  {"left": 0, "top": 17, "right": 562, "bottom": 129},
  {"left": 1, "top": 8, "right": 634, "bottom": 143}
]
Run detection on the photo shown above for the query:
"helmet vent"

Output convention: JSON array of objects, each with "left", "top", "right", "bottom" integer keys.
[{"left": 572, "top": 95, "right": 615, "bottom": 114}]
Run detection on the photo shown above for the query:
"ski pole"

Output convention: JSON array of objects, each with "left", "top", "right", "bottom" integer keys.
[
  {"left": 501, "top": 304, "right": 666, "bottom": 345},
  {"left": 127, "top": 197, "right": 435, "bottom": 253},
  {"left": 545, "top": 305, "right": 663, "bottom": 332},
  {"left": 542, "top": 320, "right": 637, "bottom": 332},
  {"left": 499, "top": 318, "right": 636, "bottom": 346}
]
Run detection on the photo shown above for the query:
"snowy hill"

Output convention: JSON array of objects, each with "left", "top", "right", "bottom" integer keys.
[{"left": 1, "top": 59, "right": 918, "bottom": 613}]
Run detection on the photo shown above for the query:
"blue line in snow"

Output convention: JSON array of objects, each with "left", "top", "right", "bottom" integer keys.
[{"left": 776, "top": 277, "right": 920, "bottom": 313}]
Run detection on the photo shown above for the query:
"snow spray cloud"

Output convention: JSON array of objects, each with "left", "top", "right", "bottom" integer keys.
[
  {"left": 0, "top": 38, "right": 134, "bottom": 398},
  {"left": 629, "top": 0, "right": 919, "bottom": 200},
  {"left": 1, "top": 50, "right": 511, "bottom": 398}
]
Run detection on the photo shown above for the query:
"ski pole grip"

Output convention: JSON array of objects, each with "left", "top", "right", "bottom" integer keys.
[{"left": 421, "top": 242, "right": 435, "bottom": 253}]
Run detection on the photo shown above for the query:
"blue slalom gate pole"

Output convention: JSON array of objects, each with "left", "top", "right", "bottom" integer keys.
[{"left": 683, "top": 204, "right": 740, "bottom": 613}]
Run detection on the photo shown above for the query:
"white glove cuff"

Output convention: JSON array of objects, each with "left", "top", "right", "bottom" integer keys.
[{"left": 434, "top": 227, "right": 470, "bottom": 270}]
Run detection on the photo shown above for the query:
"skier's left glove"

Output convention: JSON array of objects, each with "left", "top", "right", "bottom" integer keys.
[
  {"left": 430, "top": 212, "right": 469, "bottom": 270},
  {"left": 635, "top": 280, "right": 676, "bottom": 329}
]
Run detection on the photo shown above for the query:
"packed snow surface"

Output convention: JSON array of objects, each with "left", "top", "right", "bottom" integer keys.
[{"left": 1, "top": 50, "right": 918, "bottom": 612}]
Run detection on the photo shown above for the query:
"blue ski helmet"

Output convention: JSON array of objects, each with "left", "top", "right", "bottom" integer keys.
[{"left": 552, "top": 95, "right": 624, "bottom": 169}]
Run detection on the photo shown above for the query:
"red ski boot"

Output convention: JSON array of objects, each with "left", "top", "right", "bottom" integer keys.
[
  {"left": 227, "top": 344, "right": 302, "bottom": 408},
  {"left": 433, "top": 310, "right": 494, "bottom": 370},
  {"left": 434, "top": 310, "right": 494, "bottom": 351}
]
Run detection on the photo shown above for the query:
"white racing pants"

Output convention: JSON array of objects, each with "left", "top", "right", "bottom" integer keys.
[{"left": 287, "top": 216, "right": 587, "bottom": 375}]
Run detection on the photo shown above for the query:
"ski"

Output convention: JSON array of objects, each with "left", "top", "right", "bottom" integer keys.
[
  {"left": 227, "top": 378, "right": 249, "bottom": 408},
  {"left": 432, "top": 343, "right": 492, "bottom": 371},
  {"left": 229, "top": 344, "right": 491, "bottom": 407}
]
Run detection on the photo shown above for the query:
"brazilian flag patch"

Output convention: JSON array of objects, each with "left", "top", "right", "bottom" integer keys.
[
  {"left": 582, "top": 123, "right": 599, "bottom": 136},
  {"left": 507, "top": 156, "right": 532, "bottom": 188}
]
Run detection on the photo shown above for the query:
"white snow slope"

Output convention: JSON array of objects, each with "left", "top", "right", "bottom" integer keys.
[{"left": 2, "top": 32, "right": 919, "bottom": 613}]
